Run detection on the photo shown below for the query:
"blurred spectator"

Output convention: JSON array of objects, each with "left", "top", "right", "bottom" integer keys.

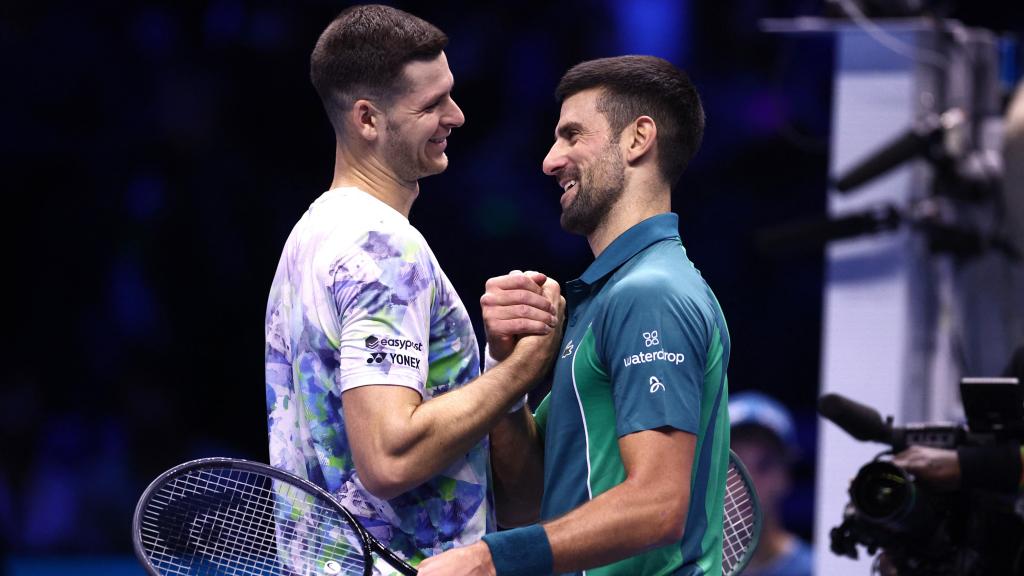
[{"left": 730, "top": 391, "right": 813, "bottom": 576}]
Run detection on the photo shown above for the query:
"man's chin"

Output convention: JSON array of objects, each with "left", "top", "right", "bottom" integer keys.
[
  {"left": 560, "top": 212, "right": 589, "bottom": 236},
  {"left": 423, "top": 154, "right": 449, "bottom": 176}
]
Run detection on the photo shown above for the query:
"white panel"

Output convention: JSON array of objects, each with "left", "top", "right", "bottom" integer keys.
[{"left": 814, "top": 35, "right": 921, "bottom": 576}]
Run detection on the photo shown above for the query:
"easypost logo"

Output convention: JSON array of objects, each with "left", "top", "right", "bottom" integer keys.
[{"left": 365, "top": 335, "right": 423, "bottom": 352}]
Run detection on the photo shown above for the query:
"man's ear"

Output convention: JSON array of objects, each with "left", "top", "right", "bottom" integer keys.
[
  {"left": 624, "top": 115, "right": 657, "bottom": 164},
  {"left": 350, "top": 99, "right": 383, "bottom": 141}
]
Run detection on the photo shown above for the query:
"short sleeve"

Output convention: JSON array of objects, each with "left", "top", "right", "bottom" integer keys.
[
  {"left": 533, "top": 393, "right": 551, "bottom": 439},
  {"left": 597, "top": 276, "right": 709, "bottom": 438},
  {"left": 330, "top": 229, "right": 433, "bottom": 397}
]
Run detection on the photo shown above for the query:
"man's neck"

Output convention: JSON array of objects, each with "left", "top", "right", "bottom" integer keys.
[
  {"left": 330, "top": 142, "right": 419, "bottom": 218},
  {"left": 587, "top": 179, "right": 670, "bottom": 257}
]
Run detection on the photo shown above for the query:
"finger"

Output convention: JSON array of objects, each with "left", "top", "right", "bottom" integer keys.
[
  {"left": 488, "top": 318, "right": 553, "bottom": 336},
  {"left": 487, "top": 303, "right": 558, "bottom": 325},
  {"left": 524, "top": 270, "right": 548, "bottom": 286},
  {"left": 481, "top": 289, "right": 557, "bottom": 313},
  {"left": 540, "top": 277, "right": 562, "bottom": 303},
  {"left": 486, "top": 273, "right": 545, "bottom": 294}
]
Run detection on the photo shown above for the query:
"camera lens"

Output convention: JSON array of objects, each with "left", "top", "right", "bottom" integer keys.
[{"left": 851, "top": 461, "right": 915, "bottom": 523}]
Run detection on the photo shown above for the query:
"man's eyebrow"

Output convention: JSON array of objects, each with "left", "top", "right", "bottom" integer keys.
[
  {"left": 418, "top": 76, "right": 454, "bottom": 107},
  {"left": 556, "top": 121, "right": 583, "bottom": 139}
]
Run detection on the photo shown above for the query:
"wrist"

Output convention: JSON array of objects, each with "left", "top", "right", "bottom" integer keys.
[
  {"left": 481, "top": 524, "right": 553, "bottom": 576},
  {"left": 485, "top": 337, "right": 514, "bottom": 366},
  {"left": 484, "top": 344, "right": 530, "bottom": 413},
  {"left": 472, "top": 541, "right": 497, "bottom": 576},
  {"left": 483, "top": 343, "right": 502, "bottom": 371}
]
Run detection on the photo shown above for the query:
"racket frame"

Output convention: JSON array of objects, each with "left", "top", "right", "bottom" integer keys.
[
  {"left": 723, "top": 449, "right": 763, "bottom": 576},
  {"left": 132, "top": 456, "right": 417, "bottom": 576}
]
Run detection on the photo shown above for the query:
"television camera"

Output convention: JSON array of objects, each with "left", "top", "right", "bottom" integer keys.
[{"left": 819, "top": 377, "right": 1024, "bottom": 575}]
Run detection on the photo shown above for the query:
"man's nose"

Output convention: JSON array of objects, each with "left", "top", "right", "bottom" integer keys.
[
  {"left": 444, "top": 98, "right": 465, "bottom": 128},
  {"left": 542, "top": 142, "right": 567, "bottom": 176}
]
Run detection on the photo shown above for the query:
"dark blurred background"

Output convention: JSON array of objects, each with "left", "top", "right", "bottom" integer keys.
[{"left": 3, "top": 0, "right": 1021, "bottom": 573}]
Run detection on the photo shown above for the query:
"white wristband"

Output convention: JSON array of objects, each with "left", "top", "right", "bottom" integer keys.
[
  {"left": 483, "top": 343, "right": 529, "bottom": 413},
  {"left": 508, "top": 392, "right": 529, "bottom": 413}
]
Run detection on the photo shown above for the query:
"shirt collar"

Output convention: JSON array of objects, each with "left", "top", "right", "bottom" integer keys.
[{"left": 577, "top": 213, "right": 680, "bottom": 286}]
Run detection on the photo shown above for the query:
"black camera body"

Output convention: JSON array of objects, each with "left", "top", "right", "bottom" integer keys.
[{"left": 820, "top": 378, "right": 1024, "bottom": 575}]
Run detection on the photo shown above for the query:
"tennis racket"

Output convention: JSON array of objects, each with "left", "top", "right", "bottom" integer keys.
[
  {"left": 133, "top": 457, "right": 417, "bottom": 576},
  {"left": 722, "top": 449, "right": 762, "bottom": 576}
]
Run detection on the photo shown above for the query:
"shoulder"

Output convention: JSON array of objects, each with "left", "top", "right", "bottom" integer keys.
[
  {"left": 605, "top": 241, "right": 709, "bottom": 310},
  {"left": 301, "top": 188, "right": 429, "bottom": 253},
  {"left": 297, "top": 194, "right": 436, "bottom": 298},
  {"left": 308, "top": 203, "right": 432, "bottom": 275}
]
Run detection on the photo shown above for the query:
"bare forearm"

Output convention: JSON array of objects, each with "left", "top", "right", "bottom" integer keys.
[
  {"left": 350, "top": 272, "right": 564, "bottom": 500},
  {"left": 490, "top": 408, "right": 545, "bottom": 526},
  {"left": 350, "top": 350, "right": 545, "bottom": 499},
  {"left": 544, "top": 478, "right": 688, "bottom": 573}
]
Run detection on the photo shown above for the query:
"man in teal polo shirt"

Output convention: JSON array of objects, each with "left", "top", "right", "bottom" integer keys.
[{"left": 418, "top": 55, "right": 730, "bottom": 576}]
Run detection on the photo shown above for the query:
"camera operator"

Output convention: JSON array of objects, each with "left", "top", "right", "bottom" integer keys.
[
  {"left": 891, "top": 443, "right": 1022, "bottom": 493},
  {"left": 894, "top": 346, "right": 1024, "bottom": 493},
  {"left": 882, "top": 346, "right": 1024, "bottom": 575}
]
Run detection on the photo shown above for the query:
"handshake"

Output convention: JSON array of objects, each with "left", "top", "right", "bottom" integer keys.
[{"left": 480, "top": 270, "right": 567, "bottom": 377}]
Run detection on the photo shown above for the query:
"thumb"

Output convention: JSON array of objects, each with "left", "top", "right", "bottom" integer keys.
[{"left": 524, "top": 270, "right": 548, "bottom": 286}]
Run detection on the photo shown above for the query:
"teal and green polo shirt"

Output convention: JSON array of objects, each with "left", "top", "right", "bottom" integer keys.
[{"left": 534, "top": 213, "right": 730, "bottom": 576}]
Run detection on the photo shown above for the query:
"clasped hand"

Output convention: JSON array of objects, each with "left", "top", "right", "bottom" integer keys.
[{"left": 480, "top": 270, "right": 565, "bottom": 365}]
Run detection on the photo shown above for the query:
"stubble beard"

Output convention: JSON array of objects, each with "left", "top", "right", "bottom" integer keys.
[
  {"left": 383, "top": 119, "right": 444, "bottom": 184},
  {"left": 560, "top": 142, "right": 626, "bottom": 236}
]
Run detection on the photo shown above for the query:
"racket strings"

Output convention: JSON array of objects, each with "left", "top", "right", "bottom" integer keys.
[
  {"left": 144, "top": 471, "right": 282, "bottom": 575},
  {"left": 722, "top": 462, "right": 758, "bottom": 575},
  {"left": 139, "top": 467, "right": 368, "bottom": 575},
  {"left": 145, "top": 470, "right": 367, "bottom": 575}
]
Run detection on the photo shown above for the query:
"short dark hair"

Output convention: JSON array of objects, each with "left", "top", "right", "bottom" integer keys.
[
  {"left": 555, "top": 55, "right": 705, "bottom": 186},
  {"left": 310, "top": 4, "right": 448, "bottom": 131}
]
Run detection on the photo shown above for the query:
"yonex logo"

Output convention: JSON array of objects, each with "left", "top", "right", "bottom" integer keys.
[{"left": 365, "top": 351, "right": 421, "bottom": 369}]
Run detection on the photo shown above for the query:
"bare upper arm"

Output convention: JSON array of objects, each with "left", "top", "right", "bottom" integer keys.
[
  {"left": 619, "top": 427, "right": 696, "bottom": 507},
  {"left": 341, "top": 384, "right": 425, "bottom": 494},
  {"left": 342, "top": 384, "right": 423, "bottom": 450}
]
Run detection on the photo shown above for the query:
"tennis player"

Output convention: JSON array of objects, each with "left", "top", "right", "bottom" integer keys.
[
  {"left": 264, "top": 5, "right": 563, "bottom": 569},
  {"left": 420, "top": 56, "right": 730, "bottom": 576}
]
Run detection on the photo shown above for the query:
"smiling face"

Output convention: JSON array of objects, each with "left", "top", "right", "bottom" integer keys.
[
  {"left": 542, "top": 88, "right": 626, "bottom": 236},
  {"left": 379, "top": 51, "right": 465, "bottom": 183}
]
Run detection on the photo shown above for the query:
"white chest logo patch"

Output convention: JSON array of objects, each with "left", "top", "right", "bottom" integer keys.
[{"left": 561, "top": 340, "right": 575, "bottom": 359}]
